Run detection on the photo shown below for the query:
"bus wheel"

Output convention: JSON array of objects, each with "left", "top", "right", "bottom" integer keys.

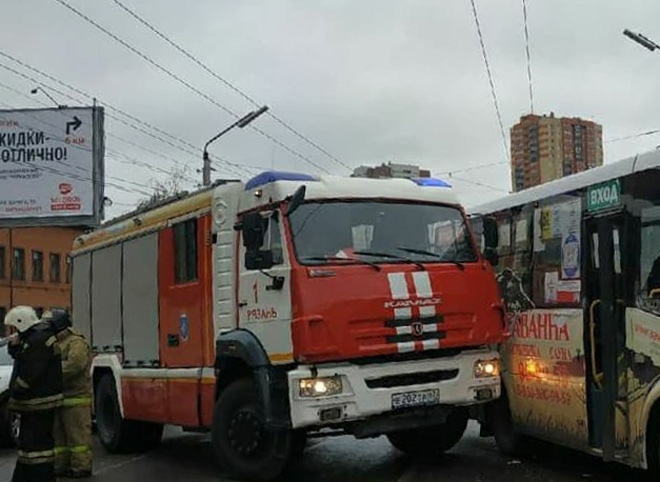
[
  {"left": 95, "top": 374, "right": 163, "bottom": 453},
  {"left": 211, "top": 378, "right": 292, "bottom": 481},
  {"left": 647, "top": 410, "right": 660, "bottom": 479},
  {"left": 488, "top": 396, "right": 525, "bottom": 456},
  {"left": 387, "top": 408, "right": 468, "bottom": 458}
]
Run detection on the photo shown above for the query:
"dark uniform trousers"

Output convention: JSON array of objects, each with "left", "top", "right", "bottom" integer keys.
[
  {"left": 8, "top": 323, "right": 64, "bottom": 482},
  {"left": 12, "top": 410, "right": 56, "bottom": 482}
]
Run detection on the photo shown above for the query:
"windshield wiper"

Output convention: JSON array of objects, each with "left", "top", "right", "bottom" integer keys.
[
  {"left": 396, "top": 247, "right": 465, "bottom": 271},
  {"left": 301, "top": 256, "right": 381, "bottom": 271},
  {"left": 353, "top": 250, "right": 426, "bottom": 270}
]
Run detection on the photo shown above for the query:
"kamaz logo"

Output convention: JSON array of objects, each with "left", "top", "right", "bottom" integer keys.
[{"left": 384, "top": 298, "right": 442, "bottom": 309}]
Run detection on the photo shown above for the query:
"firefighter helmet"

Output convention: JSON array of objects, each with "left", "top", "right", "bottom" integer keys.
[{"left": 4, "top": 306, "right": 40, "bottom": 333}]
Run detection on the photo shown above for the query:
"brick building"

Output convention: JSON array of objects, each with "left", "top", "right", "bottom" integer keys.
[
  {"left": 0, "top": 227, "right": 84, "bottom": 324},
  {"left": 510, "top": 113, "right": 603, "bottom": 192}
]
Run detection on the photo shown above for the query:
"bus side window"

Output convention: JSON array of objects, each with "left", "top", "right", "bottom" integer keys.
[
  {"left": 531, "top": 196, "right": 581, "bottom": 308},
  {"left": 639, "top": 215, "right": 660, "bottom": 300}
]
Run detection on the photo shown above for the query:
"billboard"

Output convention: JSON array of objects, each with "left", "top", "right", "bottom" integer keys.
[{"left": 0, "top": 106, "right": 105, "bottom": 227}]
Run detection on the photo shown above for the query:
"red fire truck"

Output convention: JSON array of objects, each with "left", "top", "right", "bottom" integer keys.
[{"left": 71, "top": 171, "right": 505, "bottom": 480}]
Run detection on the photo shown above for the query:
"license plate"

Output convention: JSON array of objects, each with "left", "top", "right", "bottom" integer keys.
[{"left": 391, "top": 388, "right": 440, "bottom": 409}]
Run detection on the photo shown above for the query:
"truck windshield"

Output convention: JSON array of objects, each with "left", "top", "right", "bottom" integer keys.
[{"left": 288, "top": 201, "right": 477, "bottom": 265}]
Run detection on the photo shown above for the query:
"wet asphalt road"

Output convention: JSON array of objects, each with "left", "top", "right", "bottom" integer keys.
[{"left": 0, "top": 422, "right": 643, "bottom": 481}]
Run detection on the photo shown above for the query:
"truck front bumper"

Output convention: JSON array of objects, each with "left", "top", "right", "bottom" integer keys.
[{"left": 287, "top": 348, "right": 500, "bottom": 430}]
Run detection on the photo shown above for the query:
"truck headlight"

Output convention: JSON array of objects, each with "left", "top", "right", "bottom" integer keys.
[
  {"left": 298, "top": 377, "right": 343, "bottom": 397},
  {"left": 474, "top": 359, "right": 500, "bottom": 378}
]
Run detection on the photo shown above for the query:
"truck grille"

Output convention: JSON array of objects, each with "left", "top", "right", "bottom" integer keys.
[{"left": 365, "top": 369, "right": 459, "bottom": 389}]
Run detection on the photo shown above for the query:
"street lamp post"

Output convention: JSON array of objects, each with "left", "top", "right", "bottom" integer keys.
[
  {"left": 202, "top": 105, "right": 269, "bottom": 186},
  {"left": 623, "top": 29, "right": 660, "bottom": 52},
  {"left": 30, "top": 87, "right": 66, "bottom": 108}
]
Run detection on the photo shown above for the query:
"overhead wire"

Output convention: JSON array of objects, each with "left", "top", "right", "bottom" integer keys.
[
  {"left": 52, "top": 0, "right": 332, "bottom": 175},
  {"left": 0, "top": 103, "right": 153, "bottom": 197},
  {"left": 448, "top": 174, "right": 510, "bottom": 193},
  {"left": 0, "top": 78, "right": 199, "bottom": 185},
  {"left": 605, "top": 129, "right": 660, "bottom": 143},
  {"left": 437, "top": 160, "right": 508, "bottom": 176},
  {"left": 0, "top": 77, "right": 202, "bottom": 192},
  {"left": 468, "top": 0, "right": 509, "bottom": 163},
  {"left": 0, "top": 55, "right": 253, "bottom": 178},
  {"left": 109, "top": 0, "right": 351, "bottom": 173}
]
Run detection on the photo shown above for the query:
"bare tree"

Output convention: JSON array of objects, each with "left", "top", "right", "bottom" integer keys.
[{"left": 137, "top": 163, "right": 192, "bottom": 210}]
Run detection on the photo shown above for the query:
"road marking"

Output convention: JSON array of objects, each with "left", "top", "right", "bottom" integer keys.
[
  {"left": 93, "top": 454, "right": 148, "bottom": 476},
  {"left": 304, "top": 438, "right": 332, "bottom": 454}
]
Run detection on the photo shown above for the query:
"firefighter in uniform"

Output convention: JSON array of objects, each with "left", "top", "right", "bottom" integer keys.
[
  {"left": 43, "top": 309, "right": 93, "bottom": 478},
  {"left": 4, "top": 306, "right": 63, "bottom": 482}
]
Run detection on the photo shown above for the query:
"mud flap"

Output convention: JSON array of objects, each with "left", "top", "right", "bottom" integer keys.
[
  {"left": 469, "top": 403, "right": 494, "bottom": 437},
  {"left": 480, "top": 423, "right": 494, "bottom": 437},
  {"left": 254, "top": 366, "right": 291, "bottom": 429},
  {"left": 272, "top": 428, "right": 291, "bottom": 460}
]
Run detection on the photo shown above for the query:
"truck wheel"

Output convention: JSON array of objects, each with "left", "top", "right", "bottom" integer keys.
[
  {"left": 211, "top": 377, "right": 292, "bottom": 481},
  {"left": 387, "top": 408, "right": 468, "bottom": 457},
  {"left": 488, "top": 396, "right": 526, "bottom": 456},
  {"left": 95, "top": 374, "right": 163, "bottom": 453}
]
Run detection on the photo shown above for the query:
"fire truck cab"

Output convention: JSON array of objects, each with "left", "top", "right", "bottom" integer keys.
[{"left": 71, "top": 171, "right": 504, "bottom": 480}]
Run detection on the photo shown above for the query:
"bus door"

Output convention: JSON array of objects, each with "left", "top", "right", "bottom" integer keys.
[{"left": 584, "top": 213, "right": 627, "bottom": 461}]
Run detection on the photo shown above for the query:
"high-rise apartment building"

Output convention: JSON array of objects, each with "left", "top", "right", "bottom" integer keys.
[
  {"left": 352, "top": 162, "right": 431, "bottom": 179},
  {"left": 510, "top": 113, "right": 603, "bottom": 192}
]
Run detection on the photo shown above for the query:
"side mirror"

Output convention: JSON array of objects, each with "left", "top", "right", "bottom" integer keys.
[
  {"left": 484, "top": 247, "right": 499, "bottom": 266},
  {"left": 483, "top": 217, "right": 499, "bottom": 249},
  {"left": 285, "top": 185, "right": 306, "bottom": 217},
  {"left": 240, "top": 212, "right": 267, "bottom": 250},
  {"left": 245, "top": 249, "right": 274, "bottom": 271}
]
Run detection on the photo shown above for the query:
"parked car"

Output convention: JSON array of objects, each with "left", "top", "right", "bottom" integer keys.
[{"left": 0, "top": 345, "right": 18, "bottom": 447}]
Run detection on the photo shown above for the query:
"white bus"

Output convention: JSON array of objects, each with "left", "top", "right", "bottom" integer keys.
[{"left": 470, "top": 148, "right": 660, "bottom": 476}]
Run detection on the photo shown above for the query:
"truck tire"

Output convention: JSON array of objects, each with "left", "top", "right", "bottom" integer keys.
[
  {"left": 488, "top": 396, "right": 526, "bottom": 456},
  {"left": 387, "top": 408, "right": 468, "bottom": 457},
  {"left": 211, "top": 377, "right": 292, "bottom": 481},
  {"left": 95, "top": 374, "right": 163, "bottom": 453}
]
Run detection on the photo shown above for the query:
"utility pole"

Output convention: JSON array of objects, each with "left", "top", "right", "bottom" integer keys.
[
  {"left": 8, "top": 228, "right": 12, "bottom": 310},
  {"left": 202, "top": 106, "right": 269, "bottom": 186}
]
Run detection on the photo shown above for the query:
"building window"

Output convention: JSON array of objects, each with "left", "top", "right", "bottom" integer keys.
[
  {"left": 173, "top": 218, "right": 198, "bottom": 284},
  {"left": 12, "top": 248, "right": 25, "bottom": 281},
  {"left": 32, "top": 251, "right": 44, "bottom": 282},
  {"left": 0, "top": 246, "right": 5, "bottom": 279},
  {"left": 49, "top": 253, "right": 61, "bottom": 283},
  {"left": 65, "top": 256, "right": 72, "bottom": 284}
]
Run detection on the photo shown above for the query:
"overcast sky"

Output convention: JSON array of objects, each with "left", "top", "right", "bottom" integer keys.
[{"left": 2, "top": 0, "right": 660, "bottom": 219}]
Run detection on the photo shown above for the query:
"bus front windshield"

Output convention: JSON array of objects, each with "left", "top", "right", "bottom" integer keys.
[{"left": 287, "top": 201, "right": 477, "bottom": 265}]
